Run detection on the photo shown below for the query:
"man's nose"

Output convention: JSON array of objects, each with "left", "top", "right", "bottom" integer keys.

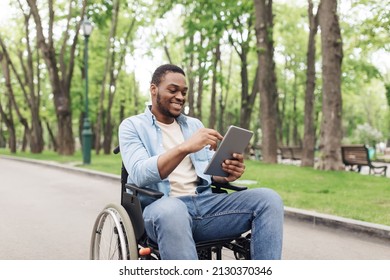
[{"left": 176, "top": 91, "right": 185, "bottom": 100}]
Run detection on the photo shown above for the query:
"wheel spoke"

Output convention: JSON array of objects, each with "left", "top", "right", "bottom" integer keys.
[{"left": 90, "top": 204, "right": 138, "bottom": 260}]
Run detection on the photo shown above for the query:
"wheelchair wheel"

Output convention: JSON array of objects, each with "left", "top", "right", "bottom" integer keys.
[{"left": 90, "top": 203, "right": 138, "bottom": 260}]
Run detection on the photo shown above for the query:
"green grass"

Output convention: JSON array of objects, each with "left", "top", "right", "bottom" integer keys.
[
  {"left": 242, "top": 161, "right": 390, "bottom": 226},
  {"left": 1, "top": 148, "right": 389, "bottom": 226}
]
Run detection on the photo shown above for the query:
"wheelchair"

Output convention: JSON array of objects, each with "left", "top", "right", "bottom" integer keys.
[{"left": 90, "top": 147, "right": 252, "bottom": 260}]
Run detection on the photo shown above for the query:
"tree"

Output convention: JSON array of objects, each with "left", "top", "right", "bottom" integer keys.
[
  {"left": 0, "top": 41, "right": 33, "bottom": 152},
  {"left": 223, "top": 1, "right": 259, "bottom": 130},
  {"left": 208, "top": 42, "right": 220, "bottom": 129},
  {"left": 254, "top": 0, "right": 279, "bottom": 163},
  {"left": 301, "top": 0, "right": 319, "bottom": 167},
  {"left": 94, "top": 0, "right": 138, "bottom": 154},
  {"left": 0, "top": 2, "right": 45, "bottom": 153},
  {"left": 0, "top": 53, "right": 16, "bottom": 153},
  {"left": 26, "top": 0, "right": 87, "bottom": 155},
  {"left": 317, "top": 0, "right": 343, "bottom": 170}
]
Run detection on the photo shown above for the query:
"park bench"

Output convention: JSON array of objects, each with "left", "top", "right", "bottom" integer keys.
[
  {"left": 279, "top": 147, "right": 293, "bottom": 161},
  {"left": 341, "top": 145, "right": 387, "bottom": 176},
  {"left": 279, "top": 146, "right": 302, "bottom": 163},
  {"left": 290, "top": 147, "right": 303, "bottom": 161}
]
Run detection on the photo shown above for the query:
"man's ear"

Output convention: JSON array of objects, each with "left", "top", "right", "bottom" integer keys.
[{"left": 150, "top": 84, "right": 157, "bottom": 96}]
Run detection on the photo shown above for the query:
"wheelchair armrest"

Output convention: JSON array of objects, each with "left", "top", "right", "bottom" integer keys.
[
  {"left": 125, "top": 183, "right": 164, "bottom": 199},
  {"left": 211, "top": 181, "right": 248, "bottom": 192}
]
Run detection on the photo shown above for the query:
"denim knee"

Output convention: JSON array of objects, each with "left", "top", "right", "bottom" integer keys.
[
  {"left": 248, "top": 188, "right": 284, "bottom": 214},
  {"left": 143, "top": 197, "right": 191, "bottom": 229}
]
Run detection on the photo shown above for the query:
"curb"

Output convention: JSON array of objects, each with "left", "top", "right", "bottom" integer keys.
[
  {"left": 2, "top": 155, "right": 390, "bottom": 242},
  {"left": 0, "top": 155, "right": 121, "bottom": 182},
  {"left": 284, "top": 207, "right": 390, "bottom": 241}
]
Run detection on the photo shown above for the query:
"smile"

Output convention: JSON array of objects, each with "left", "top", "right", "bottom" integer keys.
[{"left": 171, "top": 102, "right": 183, "bottom": 109}]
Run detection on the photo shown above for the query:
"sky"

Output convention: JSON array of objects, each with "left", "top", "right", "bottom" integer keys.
[{"left": 0, "top": 0, "right": 12, "bottom": 24}]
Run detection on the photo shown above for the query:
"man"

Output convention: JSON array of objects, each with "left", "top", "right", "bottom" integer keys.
[{"left": 119, "top": 64, "right": 283, "bottom": 260}]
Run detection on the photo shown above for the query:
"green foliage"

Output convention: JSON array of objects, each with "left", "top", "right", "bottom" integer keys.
[
  {"left": 349, "top": 0, "right": 390, "bottom": 52},
  {"left": 273, "top": 3, "right": 310, "bottom": 145},
  {"left": 385, "top": 83, "right": 390, "bottom": 107},
  {"left": 348, "top": 123, "right": 383, "bottom": 146},
  {"left": 0, "top": 0, "right": 389, "bottom": 154}
]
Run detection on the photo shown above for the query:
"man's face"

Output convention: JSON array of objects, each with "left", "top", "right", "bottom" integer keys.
[{"left": 150, "top": 72, "right": 188, "bottom": 124}]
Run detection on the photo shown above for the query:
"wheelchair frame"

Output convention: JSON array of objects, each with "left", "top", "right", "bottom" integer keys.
[{"left": 90, "top": 147, "right": 252, "bottom": 260}]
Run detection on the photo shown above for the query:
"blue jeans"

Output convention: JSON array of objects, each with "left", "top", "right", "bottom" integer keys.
[{"left": 143, "top": 188, "right": 284, "bottom": 260}]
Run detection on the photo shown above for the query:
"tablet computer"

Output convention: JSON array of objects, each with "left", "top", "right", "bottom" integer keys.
[{"left": 204, "top": 125, "right": 253, "bottom": 177}]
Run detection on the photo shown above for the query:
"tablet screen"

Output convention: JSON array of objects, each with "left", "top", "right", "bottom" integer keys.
[{"left": 204, "top": 125, "right": 253, "bottom": 177}]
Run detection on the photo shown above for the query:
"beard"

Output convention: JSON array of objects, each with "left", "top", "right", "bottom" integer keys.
[{"left": 156, "top": 91, "right": 182, "bottom": 118}]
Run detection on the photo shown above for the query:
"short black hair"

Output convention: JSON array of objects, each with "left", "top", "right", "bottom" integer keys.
[{"left": 151, "top": 64, "right": 185, "bottom": 86}]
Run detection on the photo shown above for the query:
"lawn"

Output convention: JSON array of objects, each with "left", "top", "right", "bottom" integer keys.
[
  {"left": 242, "top": 161, "right": 390, "bottom": 226},
  {"left": 1, "top": 148, "right": 389, "bottom": 226}
]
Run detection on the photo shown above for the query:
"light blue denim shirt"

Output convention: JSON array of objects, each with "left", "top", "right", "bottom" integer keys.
[{"left": 118, "top": 106, "right": 214, "bottom": 205}]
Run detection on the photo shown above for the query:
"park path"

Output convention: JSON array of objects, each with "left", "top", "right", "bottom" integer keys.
[
  {"left": 0, "top": 157, "right": 119, "bottom": 259},
  {"left": 0, "top": 157, "right": 389, "bottom": 260}
]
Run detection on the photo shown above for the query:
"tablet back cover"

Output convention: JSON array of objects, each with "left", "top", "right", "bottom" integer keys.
[{"left": 204, "top": 126, "right": 253, "bottom": 177}]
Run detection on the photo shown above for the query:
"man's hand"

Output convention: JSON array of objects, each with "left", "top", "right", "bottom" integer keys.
[
  {"left": 180, "top": 128, "right": 223, "bottom": 153},
  {"left": 213, "top": 153, "right": 245, "bottom": 183},
  {"left": 158, "top": 128, "right": 222, "bottom": 179}
]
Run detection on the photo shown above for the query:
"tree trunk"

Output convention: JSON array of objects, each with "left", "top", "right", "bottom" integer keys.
[
  {"left": 317, "top": 0, "right": 343, "bottom": 170},
  {"left": 44, "top": 119, "right": 57, "bottom": 152},
  {"left": 102, "top": 16, "right": 136, "bottom": 154},
  {"left": 196, "top": 35, "right": 205, "bottom": 120},
  {"left": 103, "top": 118, "right": 114, "bottom": 154},
  {"left": 227, "top": 16, "right": 257, "bottom": 131},
  {"left": 209, "top": 43, "right": 220, "bottom": 129},
  {"left": 0, "top": 122, "right": 5, "bottom": 148},
  {"left": 95, "top": 0, "right": 119, "bottom": 155},
  {"left": 301, "top": 0, "right": 319, "bottom": 167},
  {"left": 218, "top": 51, "right": 233, "bottom": 133},
  {"left": 27, "top": 0, "right": 87, "bottom": 155},
  {"left": 254, "top": 0, "right": 278, "bottom": 163},
  {"left": 239, "top": 59, "right": 259, "bottom": 130},
  {"left": 292, "top": 72, "right": 299, "bottom": 146},
  {"left": 186, "top": 35, "right": 195, "bottom": 117},
  {"left": 0, "top": 47, "right": 31, "bottom": 151},
  {"left": 21, "top": 126, "right": 29, "bottom": 152},
  {"left": 278, "top": 60, "right": 289, "bottom": 146},
  {"left": 239, "top": 51, "right": 249, "bottom": 129},
  {"left": 0, "top": 91, "right": 16, "bottom": 153},
  {"left": 29, "top": 109, "right": 44, "bottom": 153}
]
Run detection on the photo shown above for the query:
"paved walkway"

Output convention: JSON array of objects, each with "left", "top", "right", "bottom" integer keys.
[{"left": 1, "top": 156, "right": 389, "bottom": 260}]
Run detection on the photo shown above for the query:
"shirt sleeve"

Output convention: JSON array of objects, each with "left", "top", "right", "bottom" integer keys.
[{"left": 118, "top": 118, "right": 162, "bottom": 187}]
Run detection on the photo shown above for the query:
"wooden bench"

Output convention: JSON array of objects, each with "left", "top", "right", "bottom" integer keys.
[
  {"left": 341, "top": 145, "right": 387, "bottom": 176},
  {"left": 290, "top": 147, "right": 303, "bottom": 161},
  {"left": 279, "top": 146, "right": 302, "bottom": 163},
  {"left": 279, "top": 147, "right": 293, "bottom": 161}
]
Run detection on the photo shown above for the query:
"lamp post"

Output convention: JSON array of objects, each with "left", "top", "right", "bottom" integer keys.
[{"left": 81, "top": 16, "right": 93, "bottom": 164}]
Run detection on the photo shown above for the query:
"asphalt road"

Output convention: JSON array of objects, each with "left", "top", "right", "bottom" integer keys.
[{"left": 0, "top": 157, "right": 389, "bottom": 260}]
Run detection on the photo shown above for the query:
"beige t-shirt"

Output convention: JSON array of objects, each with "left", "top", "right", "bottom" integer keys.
[{"left": 157, "top": 120, "right": 198, "bottom": 197}]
